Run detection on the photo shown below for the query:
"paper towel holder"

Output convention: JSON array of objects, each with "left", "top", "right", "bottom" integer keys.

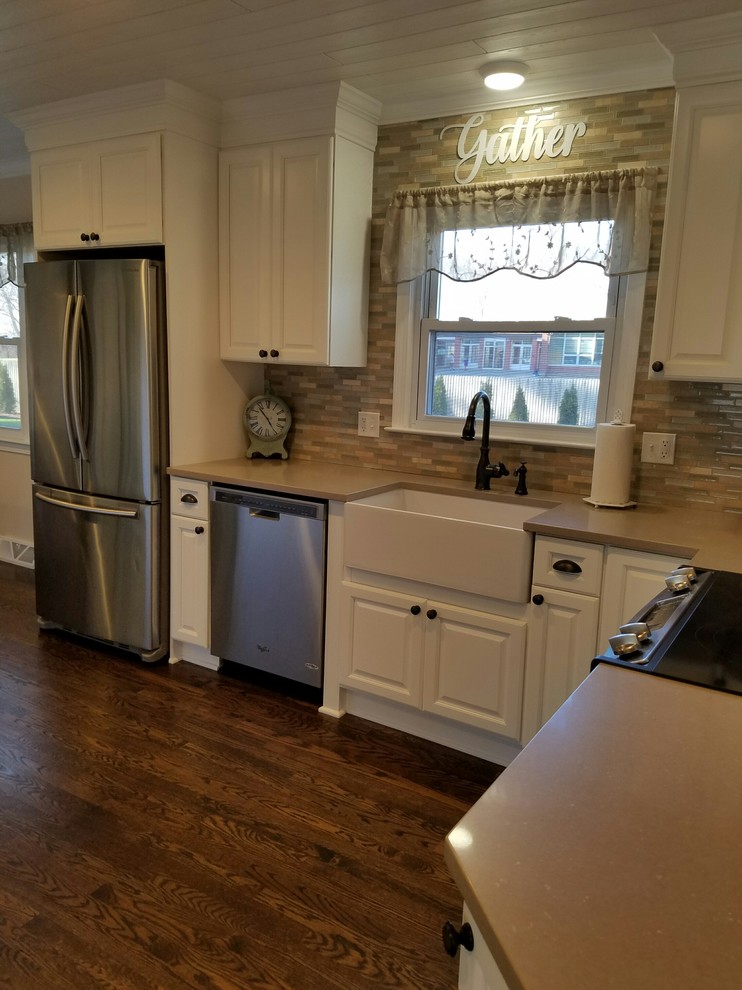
[{"left": 584, "top": 410, "right": 637, "bottom": 509}]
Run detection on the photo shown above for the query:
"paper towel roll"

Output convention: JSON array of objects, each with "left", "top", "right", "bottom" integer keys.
[{"left": 585, "top": 422, "right": 636, "bottom": 508}]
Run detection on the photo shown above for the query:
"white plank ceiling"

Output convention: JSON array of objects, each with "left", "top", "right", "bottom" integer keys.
[{"left": 0, "top": 0, "right": 740, "bottom": 173}]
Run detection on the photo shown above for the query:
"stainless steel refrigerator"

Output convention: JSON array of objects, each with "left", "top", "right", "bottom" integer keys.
[{"left": 25, "top": 258, "right": 169, "bottom": 662}]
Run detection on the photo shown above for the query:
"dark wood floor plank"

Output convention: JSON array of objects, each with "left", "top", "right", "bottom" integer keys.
[{"left": 0, "top": 566, "right": 500, "bottom": 989}]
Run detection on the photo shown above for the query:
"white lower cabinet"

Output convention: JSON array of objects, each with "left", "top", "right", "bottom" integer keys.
[
  {"left": 522, "top": 585, "right": 600, "bottom": 742},
  {"left": 340, "top": 581, "right": 527, "bottom": 741},
  {"left": 522, "top": 536, "right": 603, "bottom": 743},
  {"left": 169, "top": 478, "right": 219, "bottom": 668},
  {"left": 523, "top": 537, "right": 690, "bottom": 742},
  {"left": 170, "top": 512, "right": 210, "bottom": 648}
]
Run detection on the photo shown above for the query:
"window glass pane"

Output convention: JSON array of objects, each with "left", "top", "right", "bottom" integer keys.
[
  {"left": 426, "top": 326, "right": 606, "bottom": 428},
  {"left": 0, "top": 279, "right": 22, "bottom": 432},
  {"left": 425, "top": 252, "right": 611, "bottom": 431},
  {"left": 436, "top": 260, "right": 610, "bottom": 321},
  {"left": 0, "top": 339, "right": 21, "bottom": 430}
]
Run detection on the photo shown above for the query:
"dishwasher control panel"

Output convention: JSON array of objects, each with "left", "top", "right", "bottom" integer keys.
[{"left": 212, "top": 487, "right": 326, "bottom": 520}]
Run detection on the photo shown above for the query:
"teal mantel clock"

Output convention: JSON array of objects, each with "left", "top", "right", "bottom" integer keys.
[{"left": 243, "top": 384, "right": 292, "bottom": 459}]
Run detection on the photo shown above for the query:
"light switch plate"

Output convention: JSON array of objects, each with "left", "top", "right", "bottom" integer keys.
[{"left": 641, "top": 432, "right": 676, "bottom": 464}]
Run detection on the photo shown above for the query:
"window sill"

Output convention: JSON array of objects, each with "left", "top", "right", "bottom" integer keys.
[
  {"left": 385, "top": 424, "right": 597, "bottom": 450},
  {"left": 0, "top": 439, "right": 30, "bottom": 454}
]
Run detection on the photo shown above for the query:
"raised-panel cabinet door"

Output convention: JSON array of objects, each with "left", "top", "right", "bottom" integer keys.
[
  {"left": 218, "top": 145, "right": 273, "bottom": 360},
  {"left": 272, "top": 136, "right": 332, "bottom": 364},
  {"left": 651, "top": 81, "right": 742, "bottom": 381},
  {"left": 95, "top": 133, "right": 162, "bottom": 245},
  {"left": 422, "top": 601, "right": 526, "bottom": 739},
  {"left": 170, "top": 513, "right": 210, "bottom": 648},
  {"left": 522, "top": 585, "right": 600, "bottom": 744},
  {"left": 339, "top": 581, "right": 424, "bottom": 707},
  {"left": 32, "top": 147, "right": 94, "bottom": 249}
]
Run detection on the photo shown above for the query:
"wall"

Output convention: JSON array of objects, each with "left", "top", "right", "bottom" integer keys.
[
  {"left": 0, "top": 173, "right": 33, "bottom": 544},
  {"left": 269, "top": 88, "right": 742, "bottom": 515}
]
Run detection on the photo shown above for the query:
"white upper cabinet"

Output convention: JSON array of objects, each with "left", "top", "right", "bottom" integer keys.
[
  {"left": 219, "top": 133, "right": 373, "bottom": 367},
  {"left": 32, "top": 133, "right": 163, "bottom": 250},
  {"left": 651, "top": 81, "right": 742, "bottom": 381}
]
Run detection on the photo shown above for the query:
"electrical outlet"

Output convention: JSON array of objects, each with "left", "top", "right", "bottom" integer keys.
[
  {"left": 358, "top": 411, "right": 380, "bottom": 437},
  {"left": 641, "top": 432, "right": 676, "bottom": 465}
]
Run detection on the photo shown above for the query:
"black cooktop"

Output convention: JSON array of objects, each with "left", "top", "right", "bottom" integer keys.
[
  {"left": 593, "top": 570, "right": 742, "bottom": 696},
  {"left": 651, "top": 570, "right": 742, "bottom": 695}
]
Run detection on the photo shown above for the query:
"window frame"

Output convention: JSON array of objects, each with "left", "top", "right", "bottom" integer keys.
[{"left": 390, "top": 268, "right": 647, "bottom": 449}]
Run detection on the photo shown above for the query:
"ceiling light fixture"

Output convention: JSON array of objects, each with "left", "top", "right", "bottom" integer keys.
[{"left": 479, "top": 60, "right": 528, "bottom": 91}]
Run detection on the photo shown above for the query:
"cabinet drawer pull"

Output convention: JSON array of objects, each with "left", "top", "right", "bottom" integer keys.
[
  {"left": 553, "top": 559, "right": 582, "bottom": 574},
  {"left": 532, "top": 594, "right": 544, "bottom": 605},
  {"left": 180, "top": 493, "right": 198, "bottom": 504},
  {"left": 194, "top": 526, "right": 204, "bottom": 535}
]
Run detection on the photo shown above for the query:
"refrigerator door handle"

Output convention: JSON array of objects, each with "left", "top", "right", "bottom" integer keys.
[
  {"left": 34, "top": 492, "right": 138, "bottom": 519},
  {"left": 69, "top": 293, "right": 90, "bottom": 462},
  {"left": 60, "top": 293, "right": 78, "bottom": 458}
]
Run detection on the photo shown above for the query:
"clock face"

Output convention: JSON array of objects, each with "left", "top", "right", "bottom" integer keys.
[{"left": 244, "top": 396, "right": 291, "bottom": 440}]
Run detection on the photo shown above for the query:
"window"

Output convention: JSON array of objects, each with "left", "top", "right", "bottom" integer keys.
[
  {"left": 391, "top": 228, "right": 646, "bottom": 448},
  {"left": 0, "top": 224, "right": 34, "bottom": 448},
  {"left": 383, "top": 169, "right": 654, "bottom": 448}
]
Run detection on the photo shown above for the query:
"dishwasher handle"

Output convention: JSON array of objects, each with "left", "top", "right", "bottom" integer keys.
[{"left": 250, "top": 508, "right": 280, "bottom": 521}]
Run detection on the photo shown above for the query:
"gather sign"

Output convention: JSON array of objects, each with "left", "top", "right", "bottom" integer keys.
[{"left": 441, "top": 111, "right": 588, "bottom": 184}]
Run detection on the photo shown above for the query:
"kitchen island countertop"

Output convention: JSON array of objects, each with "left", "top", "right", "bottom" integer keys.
[
  {"left": 169, "top": 458, "right": 742, "bottom": 573},
  {"left": 445, "top": 663, "right": 742, "bottom": 990}
]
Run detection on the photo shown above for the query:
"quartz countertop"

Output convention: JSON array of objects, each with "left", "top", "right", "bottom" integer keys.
[
  {"left": 444, "top": 664, "right": 742, "bottom": 990},
  {"left": 169, "top": 458, "right": 742, "bottom": 573}
]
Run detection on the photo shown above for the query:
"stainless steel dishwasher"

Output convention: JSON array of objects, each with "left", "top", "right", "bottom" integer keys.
[{"left": 210, "top": 486, "right": 326, "bottom": 688}]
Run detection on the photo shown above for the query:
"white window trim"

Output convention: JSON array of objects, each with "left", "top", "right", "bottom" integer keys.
[{"left": 389, "top": 271, "right": 647, "bottom": 449}]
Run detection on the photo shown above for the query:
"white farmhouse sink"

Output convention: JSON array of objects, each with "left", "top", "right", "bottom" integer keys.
[{"left": 344, "top": 488, "right": 553, "bottom": 603}]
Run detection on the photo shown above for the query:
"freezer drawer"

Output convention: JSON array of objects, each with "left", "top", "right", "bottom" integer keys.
[
  {"left": 210, "top": 487, "right": 326, "bottom": 688},
  {"left": 33, "top": 484, "right": 164, "bottom": 659}
]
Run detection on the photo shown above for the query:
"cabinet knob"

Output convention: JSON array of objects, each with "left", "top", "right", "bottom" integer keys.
[
  {"left": 259, "top": 349, "right": 268, "bottom": 358},
  {"left": 270, "top": 349, "right": 280, "bottom": 358},
  {"left": 90, "top": 232, "right": 100, "bottom": 242},
  {"left": 410, "top": 605, "right": 421, "bottom": 615},
  {"left": 532, "top": 594, "right": 545, "bottom": 605},
  {"left": 426, "top": 608, "right": 438, "bottom": 620},
  {"left": 442, "top": 921, "right": 474, "bottom": 958},
  {"left": 180, "top": 493, "right": 198, "bottom": 504},
  {"left": 80, "top": 233, "right": 90, "bottom": 242},
  {"left": 553, "top": 559, "right": 582, "bottom": 574},
  {"left": 651, "top": 360, "right": 664, "bottom": 373},
  {"left": 194, "top": 525, "right": 204, "bottom": 535}
]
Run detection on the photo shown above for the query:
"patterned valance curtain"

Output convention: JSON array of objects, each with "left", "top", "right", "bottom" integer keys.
[
  {"left": 0, "top": 222, "right": 34, "bottom": 288},
  {"left": 380, "top": 168, "right": 658, "bottom": 285}
]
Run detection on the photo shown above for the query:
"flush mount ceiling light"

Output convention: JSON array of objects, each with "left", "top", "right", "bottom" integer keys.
[{"left": 480, "top": 60, "right": 528, "bottom": 90}]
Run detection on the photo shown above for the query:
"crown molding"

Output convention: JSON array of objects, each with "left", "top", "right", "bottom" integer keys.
[
  {"left": 220, "top": 80, "right": 380, "bottom": 149},
  {"left": 654, "top": 12, "right": 742, "bottom": 86},
  {"left": 9, "top": 79, "right": 222, "bottom": 152}
]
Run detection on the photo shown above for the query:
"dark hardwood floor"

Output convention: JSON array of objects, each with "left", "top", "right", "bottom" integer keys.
[{"left": 0, "top": 565, "right": 500, "bottom": 990}]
